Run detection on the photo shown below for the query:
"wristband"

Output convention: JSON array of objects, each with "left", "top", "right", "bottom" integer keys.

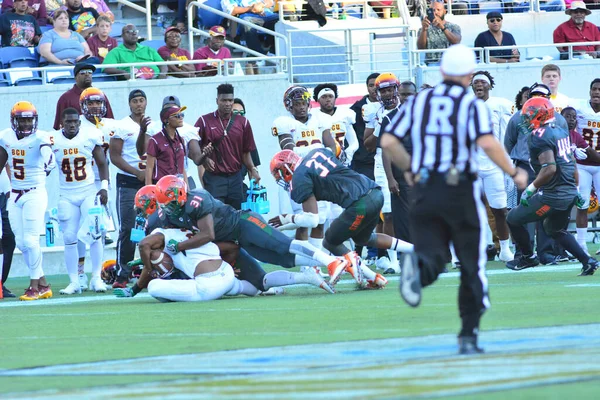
[
  {"left": 101, "top": 180, "right": 109, "bottom": 191},
  {"left": 441, "top": 26, "right": 447, "bottom": 32},
  {"left": 131, "top": 283, "right": 141, "bottom": 296}
]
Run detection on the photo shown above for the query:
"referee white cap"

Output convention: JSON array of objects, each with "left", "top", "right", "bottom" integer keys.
[{"left": 440, "top": 45, "right": 476, "bottom": 76}]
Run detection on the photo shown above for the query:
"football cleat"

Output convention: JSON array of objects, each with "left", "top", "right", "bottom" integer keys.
[
  {"left": 300, "top": 265, "right": 328, "bottom": 278},
  {"left": 301, "top": 266, "right": 335, "bottom": 294},
  {"left": 458, "top": 336, "right": 485, "bottom": 355},
  {"left": 399, "top": 253, "right": 421, "bottom": 307},
  {"left": 374, "top": 257, "right": 392, "bottom": 271},
  {"left": 38, "top": 284, "right": 53, "bottom": 299},
  {"left": 78, "top": 273, "right": 89, "bottom": 291},
  {"left": 362, "top": 273, "right": 388, "bottom": 290},
  {"left": 19, "top": 287, "right": 40, "bottom": 301},
  {"left": 344, "top": 251, "right": 364, "bottom": 285},
  {"left": 2, "top": 286, "right": 16, "bottom": 298},
  {"left": 259, "top": 287, "right": 285, "bottom": 296},
  {"left": 89, "top": 277, "right": 108, "bottom": 292},
  {"left": 60, "top": 282, "right": 82, "bottom": 295},
  {"left": 327, "top": 257, "right": 349, "bottom": 286},
  {"left": 506, "top": 255, "right": 539, "bottom": 271},
  {"left": 579, "top": 258, "right": 599, "bottom": 276}
]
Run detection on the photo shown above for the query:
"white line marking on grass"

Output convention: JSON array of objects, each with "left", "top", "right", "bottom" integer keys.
[{"left": 565, "top": 283, "right": 600, "bottom": 287}]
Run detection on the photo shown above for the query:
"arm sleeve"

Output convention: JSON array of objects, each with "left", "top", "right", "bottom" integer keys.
[
  {"left": 157, "top": 46, "right": 170, "bottom": 60},
  {"left": 344, "top": 118, "right": 359, "bottom": 164},
  {"left": 572, "top": 130, "right": 589, "bottom": 148},
  {"left": 290, "top": 174, "right": 314, "bottom": 204},
  {"left": 40, "top": 142, "right": 55, "bottom": 172},
  {"left": 75, "top": 31, "right": 85, "bottom": 43},
  {"left": 146, "top": 137, "right": 159, "bottom": 157},
  {"left": 39, "top": 29, "right": 54, "bottom": 45},
  {"left": 385, "top": 97, "right": 413, "bottom": 139},
  {"left": 474, "top": 33, "right": 483, "bottom": 49},
  {"left": 504, "top": 116, "right": 517, "bottom": 154},
  {"left": 532, "top": 134, "right": 554, "bottom": 155},
  {"left": 34, "top": 19, "right": 42, "bottom": 36},
  {"left": 242, "top": 120, "right": 257, "bottom": 153},
  {"left": 91, "top": 8, "right": 100, "bottom": 19},
  {"left": 151, "top": 48, "right": 164, "bottom": 62},
  {"left": 102, "top": 46, "right": 118, "bottom": 65}
]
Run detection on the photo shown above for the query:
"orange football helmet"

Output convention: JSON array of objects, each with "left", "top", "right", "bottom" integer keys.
[
  {"left": 375, "top": 73, "right": 400, "bottom": 107},
  {"left": 11, "top": 101, "right": 38, "bottom": 138},
  {"left": 521, "top": 97, "right": 555, "bottom": 130},
  {"left": 80, "top": 87, "right": 107, "bottom": 119},
  {"left": 156, "top": 175, "right": 188, "bottom": 216},
  {"left": 135, "top": 185, "right": 158, "bottom": 217},
  {"left": 283, "top": 86, "right": 311, "bottom": 112},
  {"left": 270, "top": 150, "right": 301, "bottom": 190},
  {"left": 101, "top": 260, "right": 118, "bottom": 284}
]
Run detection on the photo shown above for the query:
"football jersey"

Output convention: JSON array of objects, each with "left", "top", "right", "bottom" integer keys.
[
  {"left": 81, "top": 117, "right": 115, "bottom": 179},
  {"left": 111, "top": 116, "right": 160, "bottom": 177},
  {"left": 53, "top": 128, "right": 103, "bottom": 193},
  {"left": 0, "top": 129, "right": 53, "bottom": 190},
  {"left": 575, "top": 100, "right": 600, "bottom": 166},
  {"left": 151, "top": 227, "right": 221, "bottom": 279},
  {"left": 317, "top": 107, "right": 358, "bottom": 166},
  {"left": 550, "top": 93, "right": 571, "bottom": 114},
  {"left": 271, "top": 112, "right": 325, "bottom": 158},
  {"left": 478, "top": 97, "right": 514, "bottom": 171},
  {"left": 363, "top": 102, "right": 397, "bottom": 151},
  {"left": 291, "top": 148, "right": 379, "bottom": 209},
  {"left": 158, "top": 188, "right": 241, "bottom": 242},
  {"left": 528, "top": 123, "right": 577, "bottom": 208}
]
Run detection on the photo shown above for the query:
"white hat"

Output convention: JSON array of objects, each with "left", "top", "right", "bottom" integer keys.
[
  {"left": 440, "top": 44, "right": 476, "bottom": 77},
  {"left": 566, "top": 1, "right": 591, "bottom": 15}
]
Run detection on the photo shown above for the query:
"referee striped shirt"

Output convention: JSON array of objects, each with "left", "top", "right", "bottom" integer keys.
[{"left": 385, "top": 81, "right": 492, "bottom": 174}]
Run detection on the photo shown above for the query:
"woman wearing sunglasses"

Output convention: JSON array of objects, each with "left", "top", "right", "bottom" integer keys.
[{"left": 474, "top": 11, "right": 519, "bottom": 64}]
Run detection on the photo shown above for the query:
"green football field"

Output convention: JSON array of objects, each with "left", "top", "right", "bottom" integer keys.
[{"left": 1, "top": 253, "right": 600, "bottom": 399}]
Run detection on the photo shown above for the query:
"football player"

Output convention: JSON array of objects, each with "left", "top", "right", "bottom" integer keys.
[
  {"left": 269, "top": 148, "right": 415, "bottom": 288},
  {"left": 471, "top": 71, "right": 515, "bottom": 262},
  {"left": 506, "top": 98, "right": 598, "bottom": 275},
  {"left": 572, "top": 80, "right": 600, "bottom": 254},
  {"left": 362, "top": 73, "right": 401, "bottom": 273},
  {"left": 0, "top": 101, "right": 56, "bottom": 301},
  {"left": 53, "top": 108, "right": 110, "bottom": 294},
  {"left": 271, "top": 86, "right": 336, "bottom": 252}
]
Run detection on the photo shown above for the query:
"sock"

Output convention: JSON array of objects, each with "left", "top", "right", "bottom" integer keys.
[
  {"left": 294, "top": 254, "right": 314, "bottom": 267},
  {"left": 576, "top": 228, "right": 587, "bottom": 248},
  {"left": 387, "top": 249, "right": 398, "bottom": 265},
  {"left": 227, "top": 279, "right": 260, "bottom": 296},
  {"left": 64, "top": 243, "right": 79, "bottom": 284},
  {"left": 90, "top": 240, "right": 103, "bottom": 279},
  {"left": 499, "top": 239, "right": 511, "bottom": 253},
  {"left": 25, "top": 245, "right": 44, "bottom": 280},
  {"left": 308, "top": 237, "right": 323, "bottom": 251},
  {"left": 359, "top": 262, "right": 377, "bottom": 281},
  {"left": 0, "top": 254, "right": 3, "bottom": 285},
  {"left": 263, "top": 270, "right": 295, "bottom": 289},
  {"left": 290, "top": 239, "right": 337, "bottom": 266},
  {"left": 355, "top": 245, "right": 364, "bottom": 258},
  {"left": 450, "top": 244, "right": 459, "bottom": 263},
  {"left": 77, "top": 240, "right": 86, "bottom": 274},
  {"left": 390, "top": 238, "right": 414, "bottom": 253}
]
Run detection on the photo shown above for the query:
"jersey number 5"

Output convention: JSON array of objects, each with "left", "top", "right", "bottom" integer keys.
[{"left": 12, "top": 158, "right": 25, "bottom": 180}]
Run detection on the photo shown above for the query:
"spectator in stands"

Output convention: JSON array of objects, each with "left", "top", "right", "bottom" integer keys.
[
  {"left": 0, "top": 0, "right": 42, "bottom": 47},
  {"left": 102, "top": 24, "right": 167, "bottom": 80},
  {"left": 38, "top": 9, "right": 96, "bottom": 65},
  {"left": 86, "top": 15, "right": 117, "bottom": 62},
  {"left": 195, "top": 83, "right": 260, "bottom": 210},
  {"left": 158, "top": 26, "right": 195, "bottom": 78},
  {"left": 221, "top": 0, "right": 277, "bottom": 55},
  {"left": 66, "top": 0, "right": 99, "bottom": 39},
  {"left": 553, "top": 1, "right": 600, "bottom": 59},
  {"left": 541, "top": 64, "right": 571, "bottom": 112},
  {"left": 46, "top": 0, "right": 65, "bottom": 23},
  {"left": 82, "top": 0, "right": 114, "bottom": 21},
  {"left": 474, "top": 12, "right": 519, "bottom": 64},
  {"left": 53, "top": 63, "right": 115, "bottom": 129},
  {"left": 417, "top": 0, "right": 461, "bottom": 65},
  {"left": 1, "top": 0, "right": 48, "bottom": 26},
  {"left": 193, "top": 25, "right": 232, "bottom": 77}
]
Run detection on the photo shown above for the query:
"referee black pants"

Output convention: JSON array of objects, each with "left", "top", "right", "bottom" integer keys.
[{"left": 410, "top": 174, "right": 490, "bottom": 336}]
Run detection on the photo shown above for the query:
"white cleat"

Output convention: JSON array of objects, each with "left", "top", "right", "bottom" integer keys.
[
  {"left": 301, "top": 266, "right": 335, "bottom": 294},
  {"left": 259, "top": 287, "right": 285, "bottom": 296},
  {"left": 60, "top": 282, "right": 82, "bottom": 295},
  {"left": 89, "top": 277, "right": 108, "bottom": 293},
  {"left": 78, "top": 273, "right": 89, "bottom": 291},
  {"left": 300, "top": 265, "right": 328, "bottom": 278},
  {"left": 375, "top": 257, "right": 392, "bottom": 271},
  {"left": 498, "top": 248, "right": 515, "bottom": 262}
]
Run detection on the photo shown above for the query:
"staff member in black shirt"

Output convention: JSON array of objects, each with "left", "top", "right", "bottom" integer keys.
[{"left": 382, "top": 44, "right": 528, "bottom": 355}]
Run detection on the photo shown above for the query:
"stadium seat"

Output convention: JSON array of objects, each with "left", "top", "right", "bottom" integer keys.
[
  {"left": 197, "top": 0, "right": 224, "bottom": 28},
  {"left": 9, "top": 58, "right": 38, "bottom": 69},
  {"left": 478, "top": 1, "right": 503, "bottom": 14},
  {"left": 110, "top": 22, "right": 126, "bottom": 38},
  {"left": 0, "top": 47, "right": 36, "bottom": 69},
  {"left": 91, "top": 72, "right": 118, "bottom": 82},
  {"left": 140, "top": 40, "right": 164, "bottom": 50},
  {"left": 14, "top": 77, "right": 43, "bottom": 86},
  {"left": 51, "top": 76, "right": 76, "bottom": 85},
  {"left": 0, "top": 80, "right": 9, "bottom": 87}
]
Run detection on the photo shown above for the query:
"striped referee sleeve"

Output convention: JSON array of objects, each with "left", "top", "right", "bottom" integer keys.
[
  {"left": 384, "top": 96, "right": 415, "bottom": 139},
  {"left": 469, "top": 99, "right": 493, "bottom": 140}
]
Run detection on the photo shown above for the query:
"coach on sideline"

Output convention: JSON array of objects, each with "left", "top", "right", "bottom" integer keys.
[{"left": 381, "top": 44, "right": 528, "bottom": 355}]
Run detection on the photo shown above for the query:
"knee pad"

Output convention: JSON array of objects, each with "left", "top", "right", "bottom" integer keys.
[{"left": 22, "top": 234, "right": 40, "bottom": 252}]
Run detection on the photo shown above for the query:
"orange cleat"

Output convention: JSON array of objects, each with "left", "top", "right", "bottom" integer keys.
[
  {"left": 363, "top": 273, "right": 388, "bottom": 289},
  {"left": 344, "top": 251, "right": 364, "bottom": 285},
  {"left": 327, "top": 258, "right": 349, "bottom": 286}
]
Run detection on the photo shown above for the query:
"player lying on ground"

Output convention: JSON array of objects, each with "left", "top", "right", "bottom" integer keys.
[
  {"left": 506, "top": 97, "right": 599, "bottom": 275},
  {"left": 269, "top": 148, "right": 414, "bottom": 288}
]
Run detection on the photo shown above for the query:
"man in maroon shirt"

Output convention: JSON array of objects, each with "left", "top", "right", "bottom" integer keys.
[
  {"left": 195, "top": 83, "right": 260, "bottom": 210},
  {"left": 53, "top": 63, "right": 115, "bottom": 130},
  {"left": 553, "top": 1, "right": 600, "bottom": 59},
  {"left": 193, "top": 25, "right": 232, "bottom": 77},
  {"left": 157, "top": 26, "right": 195, "bottom": 78}
]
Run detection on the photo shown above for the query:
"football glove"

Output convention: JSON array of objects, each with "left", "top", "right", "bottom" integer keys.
[
  {"left": 576, "top": 192, "right": 586, "bottom": 208},
  {"left": 127, "top": 258, "right": 143, "bottom": 268},
  {"left": 574, "top": 147, "right": 588, "bottom": 160},
  {"left": 114, "top": 287, "right": 135, "bottom": 298},
  {"left": 520, "top": 183, "right": 537, "bottom": 207},
  {"left": 166, "top": 239, "right": 180, "bottom": 254}
]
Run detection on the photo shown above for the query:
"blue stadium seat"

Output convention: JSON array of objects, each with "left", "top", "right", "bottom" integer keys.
[
  {"left": 14, "top": 77, "right": 43, "bottom": 86},
  {"left": 478, "top": 1, "right": 503, "bottom": 14},
  {"left": 0, "top": 47, "right": 36, "bottom": 69},
  {"left": 140, "top": 40, "right": 165, "bottom": 50},
  {"left": 197, "top": 0, "right": 224, "bottom": 28},
  {"left": 51, "top": 76, "right": 76, "bottom": 85},
  {"left": 91, "top": 72, "right": 118, "bottom": 82},
  {"left": 0, "top": 80, "right": 10, "bottom": 87},
  {"left": 9, "top": 58, "right": 38, "bottom": 69},
  {"left": 110, "top": 22, "right": 126, "bottom": 38}
]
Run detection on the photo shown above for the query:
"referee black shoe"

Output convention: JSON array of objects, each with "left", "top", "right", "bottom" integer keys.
[
  {"left": 579, "top": 258, "right": 599, "bottom": 276},
  {"left": 505, "top": 255, "right": 539, "bottom": 271},
  {"left": 399, "top": 253, "right": 421, "bottom": 307},
  {"left": 458, "top": 335, "right": 484, "bottom": 355}
]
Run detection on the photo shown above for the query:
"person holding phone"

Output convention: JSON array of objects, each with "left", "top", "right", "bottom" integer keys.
[{"left": 417, "top": 0, "right": 461, "bottom": 65}]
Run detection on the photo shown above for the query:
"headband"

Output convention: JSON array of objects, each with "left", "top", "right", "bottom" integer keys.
[
  {"left": 317, "top": 88, "right": 336, "bottom": 100},
  {"left": 472, "top": 74, "right": 491, "bottom": 85}
]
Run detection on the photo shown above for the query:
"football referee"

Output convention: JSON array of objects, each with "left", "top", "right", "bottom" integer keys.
[{"left": 381, "top": 44, "right": 528, "bottom": 354}]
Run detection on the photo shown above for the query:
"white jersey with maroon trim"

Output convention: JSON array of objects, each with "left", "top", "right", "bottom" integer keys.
[
  {"left": 81, "top": 117, "right": 115, "bottom": 181},
  {"left": 271, "top": 112, "right": 325, "bottom": 158},
  {"left": 53, "top": 127, "right": 103, "bottom": 193},
  {"left": 317, "top": 107, "right": 358, "bottom": 166},
  {"left": 0, "top": 129, "right": 53, "bottom": 190}
]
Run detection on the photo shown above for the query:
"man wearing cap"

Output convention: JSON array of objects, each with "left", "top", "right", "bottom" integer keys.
[
  {"left": 416, "top": 0, "right": 461, "bottom": 65},
  {"left": 158, "top": 26, "right": 195, "bottom": 78},
  {"left": 474, "top": 12, "right": 519, "bottom": 64},
  {"left": 382, "top": 44, "right": 528, "bottom": 355},
  {"left": 109, "top": 89, "right": 161, "bottom": 288},
  {"left": 553, "top": 1, "right": 600, "bottom": 59},
  {"left": 102, "top": 24, "right": 167, "bottom": 80},
  {"left": 53, "top": 62, "right": 115, "bottom": 130},
  {"left": 193, "top": 25, "right": 232, "bottom": 77}
]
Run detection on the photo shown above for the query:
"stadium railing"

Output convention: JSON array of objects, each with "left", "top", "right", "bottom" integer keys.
[{"left": 115, "top": 0, "right": 154, "bottom": 40}]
